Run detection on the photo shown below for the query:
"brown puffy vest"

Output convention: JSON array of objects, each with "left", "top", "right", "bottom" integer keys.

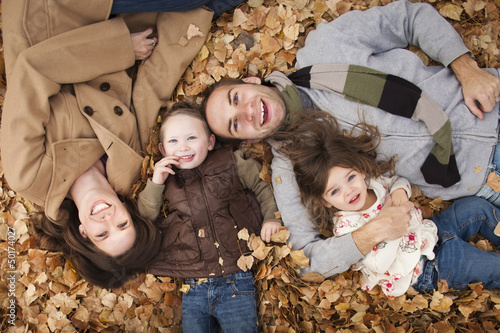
[{"left": 149, "top": 147, "right": 263, "bottom": 278}]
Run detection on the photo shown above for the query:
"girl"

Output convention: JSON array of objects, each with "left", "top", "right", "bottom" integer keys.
[{"left": 278, "top": 111, "right": 500, "bottom": 296}]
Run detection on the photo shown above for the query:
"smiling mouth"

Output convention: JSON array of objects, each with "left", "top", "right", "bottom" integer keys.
[
  {"left": 91, "top": 202, "right": 110, "bottom": 215},
  {"left": 260, "top": 100, "right": 268, "bottom": 126},
  {"left": 180, "top": 154, "right": 194, "bottom": 160},
  {"left": 349, "top": 194, "right": 360, "bottom": 204}
]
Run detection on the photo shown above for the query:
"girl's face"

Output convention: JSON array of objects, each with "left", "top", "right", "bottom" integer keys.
[
  {"left": 160, "top": 114, "right": 215, "bottom": 169},
  {"left": 322, "top": 166, "right": 371, "bottom": 212}
]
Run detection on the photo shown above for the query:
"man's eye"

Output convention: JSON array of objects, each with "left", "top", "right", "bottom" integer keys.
[
  {"left": 234, "top": 93, "right": 239, "bottom": 105},
  {"left": 234, "top": 119, "right": 238, "bottom": 131}
]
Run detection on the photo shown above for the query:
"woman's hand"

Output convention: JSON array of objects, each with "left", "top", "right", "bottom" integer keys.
[
  {"left": 152, "top": 156, "right": 179, "bottom": 185},
  {"left": 130, "top": 27, "right": 158, "bottom": 60}
]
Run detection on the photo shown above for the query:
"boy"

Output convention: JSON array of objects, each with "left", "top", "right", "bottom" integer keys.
[{"left": 138, "top": 100, "right": 281, "bottom": 332}]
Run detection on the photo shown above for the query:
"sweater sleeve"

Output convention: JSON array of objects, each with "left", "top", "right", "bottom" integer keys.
[
  {"left": 137, "top": 179, "right": 165, "bottom": 221},
  {"left": 271, "top": 146, "right": 364, "bottom": 277},
  {"left": 296, "top": 0, "right": 469, "bottom": 68},
  {"left": 234, "top": 150, "right": 282, "bottom": 224}
]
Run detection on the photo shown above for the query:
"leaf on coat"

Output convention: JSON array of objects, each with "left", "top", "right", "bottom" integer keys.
[
  {"left": 238, "top": 227, "right": 250, "bottom": 241},
  {"left": 487, "top": 171, "right": 500, "bottom": 191},
  {"left": 237, "top": 254, "right": 255, "bottom": 271},
  {"left": 177, "top": 24, "right": 206, "bottom": 47}
]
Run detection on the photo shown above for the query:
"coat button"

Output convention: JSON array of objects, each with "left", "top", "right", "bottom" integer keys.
[
  {"left": 100, "top": 82, "right": 110, "bottom": 91},
  {"left": 114, "top": 106, "right": 123, "bottom": 116},
  {"left": 83, "top": 106, "right": 94, "bottom": 116}
]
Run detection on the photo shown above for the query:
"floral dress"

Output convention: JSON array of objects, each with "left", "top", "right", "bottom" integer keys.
[{"left": 333, "top": 176, "right": 438, "bottom": 297}]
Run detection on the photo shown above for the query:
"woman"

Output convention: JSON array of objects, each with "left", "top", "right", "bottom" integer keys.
[{"left": 1, "top": 1, "right": 219, "bottom": 288}]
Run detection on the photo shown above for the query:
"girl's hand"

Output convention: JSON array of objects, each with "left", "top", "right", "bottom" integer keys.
[
  {"left": 130, "top": 28, "right": 157, "bottom": 60},
  {"left": 260, "top": 221, "right": 282, "bottom": 243},
  {"left": 390, "top": 188, "right": 409, "bottom": 206},
  {"left": 152, "top": 156, "right": 179, "bottom": 185}
]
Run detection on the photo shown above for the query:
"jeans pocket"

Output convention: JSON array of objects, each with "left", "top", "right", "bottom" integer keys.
[{"left": 230, "top": 275, "right": 256, "bottom": 296}]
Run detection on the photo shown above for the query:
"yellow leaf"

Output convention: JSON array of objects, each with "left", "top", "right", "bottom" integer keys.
[
  {"left": 487, "top": 171, "right": 500, "bottom": 191},
  {"left": 270, "top": 226, "right": 290, "bottom": 243},
  {"left": 238, "top": 228, "right": 250, "bottom": 241},
  {"left": 439, "top": 3, "right": 463, "bottom": 21},
  {"left": 289, "top": 249, "right": 310, "bottom": 268}
]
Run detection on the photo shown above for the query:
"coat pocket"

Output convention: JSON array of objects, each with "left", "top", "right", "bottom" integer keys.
[{"left": 158, "top": 213, "right": 201, "bottom": 265}]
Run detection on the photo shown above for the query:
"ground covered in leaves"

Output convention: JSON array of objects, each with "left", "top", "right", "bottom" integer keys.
[{"left": 1, "top": 0, "right": 500, "bottom": 332}]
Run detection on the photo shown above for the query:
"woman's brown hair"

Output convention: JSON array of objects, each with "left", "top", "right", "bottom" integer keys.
[
  {"left": 276, "top": 110, "right": 395, "bottom": 235},
  {"left": 30, "top": 196, "right": 162, "bottom": 289}
]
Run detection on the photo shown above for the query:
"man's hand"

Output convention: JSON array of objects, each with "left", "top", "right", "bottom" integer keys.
[
  {"left": 260, "top": 221, "right": 282, "bottom": 243},
  {"left": 451, "top": 54, "right": 500, "bottom": 119},
  {"left": 151, "top": 156, "right": 179, "bottom": 185},
  {"left": 352, "top": 195, "right": 412, "bottom": 255}
]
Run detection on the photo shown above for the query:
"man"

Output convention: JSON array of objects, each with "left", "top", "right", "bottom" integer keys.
[{"left": 202, "top": 0, "right": 500, "bottom": 277}]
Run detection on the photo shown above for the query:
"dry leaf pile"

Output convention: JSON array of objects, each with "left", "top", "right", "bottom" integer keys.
[{"left": 2, "top": 0, "right": 500, "bottom": 332}]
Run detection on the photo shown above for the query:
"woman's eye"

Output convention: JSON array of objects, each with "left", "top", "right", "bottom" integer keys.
[
  {"left": 118, "top": 222, "right": 128, "bottom": 228},
  {"left": 97, "top": 231, "right": 107, "bottom": 238}
]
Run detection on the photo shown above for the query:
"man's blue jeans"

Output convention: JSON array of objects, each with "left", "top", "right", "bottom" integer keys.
[
  {"left": 413, "top": 196, "right": 500, "bottom": 293},
  {"left": 182, "top": 270, "right": 258, "bottom": 333},
  {"left": 475, "top": 69, "right": 500, "bottom": 206},
  {"left": 110, "top": 0, "right": 245, "bottom": 17}
]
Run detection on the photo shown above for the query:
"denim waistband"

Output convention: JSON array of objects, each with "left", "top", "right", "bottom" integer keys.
[{"left": 185, "top": 270, "right": 254, "bottom": 284}]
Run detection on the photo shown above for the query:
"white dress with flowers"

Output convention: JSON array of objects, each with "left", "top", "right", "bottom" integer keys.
[{"left": 333, "top": 176, "right": 438, "bottom": 297}]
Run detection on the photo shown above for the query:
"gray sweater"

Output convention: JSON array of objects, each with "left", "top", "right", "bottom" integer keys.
[{"left": 271, "top": 0, "right": 500, "bottom": 277}]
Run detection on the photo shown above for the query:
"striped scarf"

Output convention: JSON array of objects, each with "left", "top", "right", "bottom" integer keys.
[{"left": 265, "top": 64, "right": 460, "bottom": 188}]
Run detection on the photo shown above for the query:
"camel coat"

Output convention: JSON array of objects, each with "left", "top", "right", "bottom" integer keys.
[{"left": 1, "top": 0, "right": 213, "bottom": 222}]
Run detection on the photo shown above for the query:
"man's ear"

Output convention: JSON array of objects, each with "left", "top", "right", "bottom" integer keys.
[
  {"left": 158, "top": 142, "right": 166, "bottom": 156},
  {"left": 208, "top": 134, "right": 216, "bottom": 151},
  {"left": 242, "top": 77, "right": 262, "bottom": 85},
  {"left": 79, "top": 225, "right": 88, "bottom": 239}
]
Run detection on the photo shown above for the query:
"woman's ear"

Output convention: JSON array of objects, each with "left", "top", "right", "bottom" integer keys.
[
  {"left": 208, "top": 134, "right": 216, "bottom": 151},
  {"left": 242, "top": 77, "right": 262, "bottom": 85},
  {"left": 79, "top": 225, "right": 88, "bottom": 239}
]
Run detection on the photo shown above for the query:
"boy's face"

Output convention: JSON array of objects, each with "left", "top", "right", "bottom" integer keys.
[{"left": 160, "top": 114, "right": 215, "bottom": 170}]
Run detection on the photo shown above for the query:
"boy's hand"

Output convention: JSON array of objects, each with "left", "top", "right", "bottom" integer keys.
[
  {"left": 152, "top": 156, "right": 179, "bottom": 185},
  {"left": 390, "top": 188, "right": 409, "bottom": 207},
  {"left": 260, "top": 221, "right": 282, "bottom": 243}
]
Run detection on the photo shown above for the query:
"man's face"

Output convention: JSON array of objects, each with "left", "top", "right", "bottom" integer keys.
[{"left": 205, "top": 79, "right": 287, "bottom": 141}]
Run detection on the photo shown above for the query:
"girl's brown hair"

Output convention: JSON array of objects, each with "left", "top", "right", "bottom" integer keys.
[
  {"left": 30, "top": 196, "right": 162, "bottom": 289},
  {"left": 277, "top": 110, "right": 395, "bottom": 235}
]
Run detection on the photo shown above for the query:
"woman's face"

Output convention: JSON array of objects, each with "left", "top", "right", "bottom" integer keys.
[{"left": 78, "top": 189, "right": 136, "bottom": 256}]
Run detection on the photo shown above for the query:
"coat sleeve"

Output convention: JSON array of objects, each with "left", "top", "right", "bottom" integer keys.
[
  {"left": 1, "top": 18, "right": 135, "bottom": 200},
  {"left": 234, "top": 150, "right": 282, "bottom": 224},
  {"left": 271, "top": 146, "right": 364, "bottom": 277},
  {"left": 296, "top": 0, "right": 469, "bottom": 68}
]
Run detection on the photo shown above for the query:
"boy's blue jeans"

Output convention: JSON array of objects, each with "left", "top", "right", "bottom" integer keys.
[
  {"left": 182, "top": 270, "right": 258, "bottom": 333},
  {"left": 413, "top": 196, "right": 500, "bottom": 293}
]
